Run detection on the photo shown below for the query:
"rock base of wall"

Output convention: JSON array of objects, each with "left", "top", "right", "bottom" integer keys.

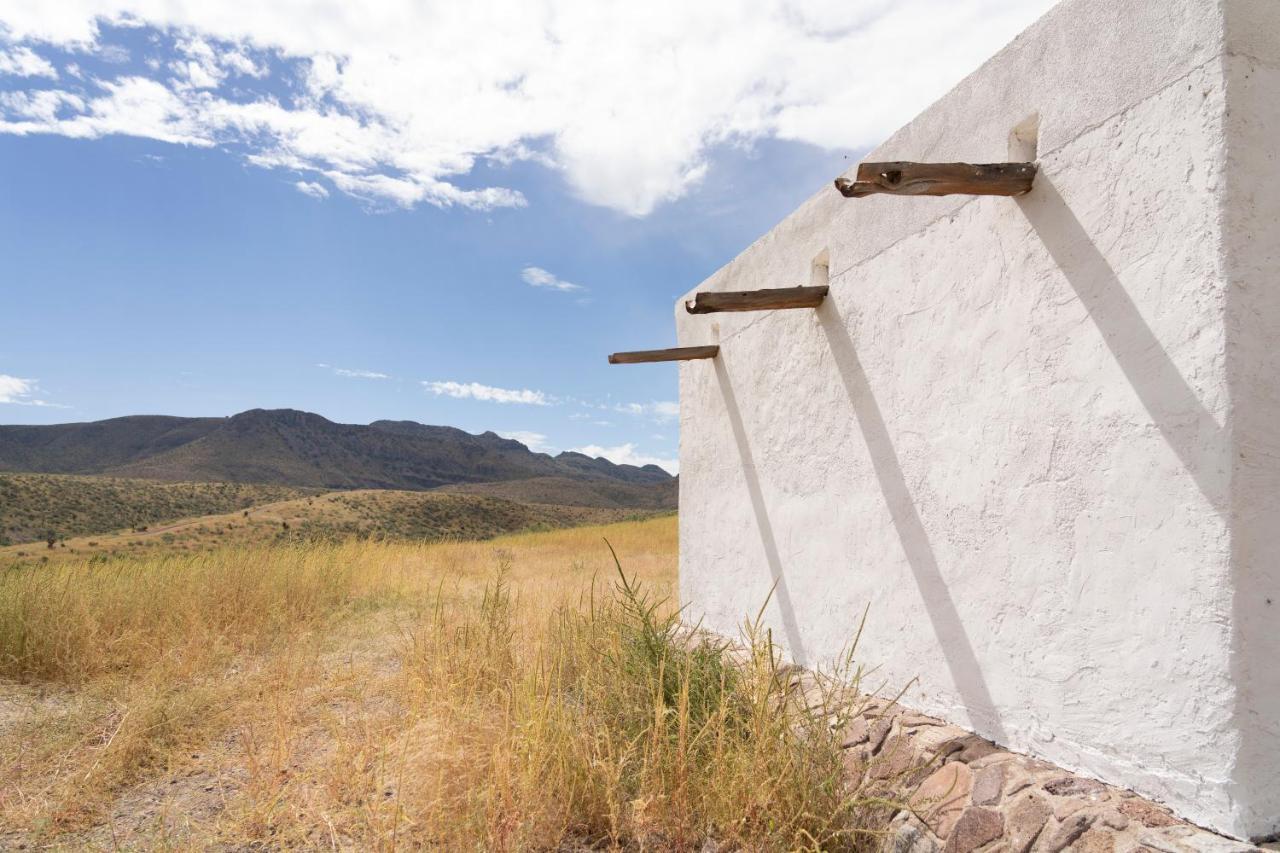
[{"left": 836, "top": 696, "right": 1259, "bottom": 852}]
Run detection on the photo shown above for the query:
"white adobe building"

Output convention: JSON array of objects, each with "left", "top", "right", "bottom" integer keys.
[{"left": 673, "top": 0, "right": 1279, "bottom": 840}]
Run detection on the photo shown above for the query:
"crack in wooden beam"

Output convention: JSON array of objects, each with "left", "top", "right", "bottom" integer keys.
[
  {"left": 685, "top": 285, "right": 829, "bottom": 315},
  {"left": 834, "top": 162, "right": 1037, "bottom": 198},
  {"left": 608, "top": 345, "right": 720, "bottom": 365}
]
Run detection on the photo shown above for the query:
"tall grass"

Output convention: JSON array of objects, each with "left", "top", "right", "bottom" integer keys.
[
  {"left": 398, "top": 543, "right": 873, "bottom": 850},
  {"left": 0, "top": 541, "right": 378, "bottom": 684},
  {"left": 0, "top": 517, "right": 885, "bottom": 849}
]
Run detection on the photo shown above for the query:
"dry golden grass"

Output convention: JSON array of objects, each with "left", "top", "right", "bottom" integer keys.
[{"left": 0, "top": 516, "right": 886, "bottom": 850}]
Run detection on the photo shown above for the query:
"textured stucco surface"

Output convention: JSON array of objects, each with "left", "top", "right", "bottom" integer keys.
[
  {"left": 1223, "top": 0, "right": 1280, "bottom": 835},
  {"left": 677, "top": 0, "right": 1277, "bottom": 840}
]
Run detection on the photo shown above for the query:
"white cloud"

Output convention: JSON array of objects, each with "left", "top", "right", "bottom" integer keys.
[
  {"left": 0, "top": 373, "right": 67, "bottom": 407},
  {"left": 0, "top": 89, "right": 86, "bottom": 123},
  {"left": 169, "top": 36, "right": 263, "bottom": 90},
  {"left": 0, "top": 46, "right": 57, "bottom": 78},
  {"left": 0, "top": 76, "right": 211, "bottom": 146},
  {"left": 498, "top": 430, "right": 554, "bottom": 453},
  {"left": 615, "top": 400, "right": 679, "bottom": 421},
  {"left": 521, "top": 266, "right": 584, "bottom": 293},
  {"left": 220, "top": 47, "right": 266, "bottom": 79},
  {"left": 295, "top": 179, "right": 329, "bottom": 199},
  {"left": 0, "top": 374, "right": 35, "bottom": 403},
  {"left": 425, "top": 380, "right": 550, "bottom": 406},
  {"left": 98, "top": 44, "right": 130, "bottom": 64},
  {"left": 0, "top": 1, "right": 1056, "bottom": 216},
  {"left": 318, "top": 363, "right": 387, "bottom": 379},
  {"left": 572, "top": 442, "right": 678, "bottom": 475}
]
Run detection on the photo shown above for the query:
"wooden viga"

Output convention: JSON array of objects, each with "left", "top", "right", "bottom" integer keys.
[
  {"left": 684, "top": 285, "right": 828, "bottom": 314},
  {"left": 608, "top": 346, "right": 720, "bottom": 364},
  {"left": 835, "top": 161, "right": 1037, "bottom": 198},
  {"left": 609, "top": 285, "right": 830, "bottom": 364}
]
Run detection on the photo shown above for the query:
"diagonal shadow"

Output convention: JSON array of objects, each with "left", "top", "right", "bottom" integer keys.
[
  {"left": 713, "top": 356, "right": 810, "bottom": 666},
  {"left": 1017, "top": 176, "right": 1229, "bottom": 515},
  {"left": 818, "top": 304, "right": 1008, "bottom": 743}
]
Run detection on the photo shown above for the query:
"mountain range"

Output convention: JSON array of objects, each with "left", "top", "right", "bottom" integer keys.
[{"left": 0, "top": 409, "right": 675, "bottom": 508}]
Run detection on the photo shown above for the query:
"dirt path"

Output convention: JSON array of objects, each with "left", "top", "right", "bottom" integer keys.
[
  {"left": 0, "top": 608, "right": 413, "bottom": 850},
  {"left": 117, "top": 495, "right": 306, "bottom": 537}
]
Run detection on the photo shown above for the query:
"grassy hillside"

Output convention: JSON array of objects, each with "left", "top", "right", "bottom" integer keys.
[
  {"left": 322, "top": 488, "right": 648, "bottom": 539},
  {"left": 439, "top": 474, "right": 677, "bottom": 509},
  {"left": 0, "top": 517, "right": 886, "bottom": 850},
  {"left": 0, "top": 485, "right": 662, "bottom": 564},
  {"left": 0, "top": 473, "right": 317, "bottom": 546}
]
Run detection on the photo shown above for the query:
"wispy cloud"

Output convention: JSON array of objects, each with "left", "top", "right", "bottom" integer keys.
[
  {"left": 0, "top": 373, "right": 68, "bottom": 407},
  {"left": 613, "top": 400, "right": 679, "bottom": 422},
  {"left": 0, "top": 1, "right": 1056, "bottom": 216},
  {"left": 425, "top": 380, "right": 550, "bottom": 406},
  {"left": 333, "top": 368, "right": 387, "bottom": 379},
  {"left": 0, "top": 46, "right": 56, "bottom": 79},
  {"left": 572, "top": 442, "right": 678, "bottom": 475},
  {"left": 498, "top": 430, "right": 554, "bottom": 453},
  {"left": 0, "top": 374, "right": 37, "bottom": 403},
  {"left": 317, "top": 363, "right": 388, "bottom": 379},
  {"left": 295, "top": 180, "right": 329, "bottom": 199},
  {"left": 521, "top": 266, "right": 584, "bottom": 293}
]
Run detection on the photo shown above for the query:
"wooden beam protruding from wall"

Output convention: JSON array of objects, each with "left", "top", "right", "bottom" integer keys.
[
  {"left": 685, "top": 285, "right": 828, "bottom": 315},
  {"left": 608, "top": 345, "right": 720, "bottom": 365},
  {"left": 834, "top": 162, "right": 1037, "bottom": 198}
]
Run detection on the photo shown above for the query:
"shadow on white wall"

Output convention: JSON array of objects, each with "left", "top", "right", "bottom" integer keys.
[
  {"left": 1017, "top": 176, "right": 1228, "bottom": 515},
  {"left": 713, "top": 356, "right": 810, "bottom": 666},
  {"left": 818, "top": 301, "right": 1009, "bottom": 744}
]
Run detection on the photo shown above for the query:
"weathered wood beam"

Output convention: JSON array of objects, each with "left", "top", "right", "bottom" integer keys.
[
  {"left": 608, "top": 345, "right": 720, "bottom": 365},
  {"left": 685, "top": 285, "right": 828, "bottom": 315},
  {"left": 834, "top": 162, "right": 1037, "bottom": 198}
]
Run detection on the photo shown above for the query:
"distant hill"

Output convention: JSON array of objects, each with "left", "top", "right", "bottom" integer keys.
[
  {"left": 0, "top": 415, "right": 224, "bottom": 474},
  {"left": 439, "top": 476, "right": 677, "bottom": 510},
  {"left": 0, "top": 484, "right": 647, "bottom": 559},
  {"left": 0, "top": 409, "right": 674, "bottom": 502},
  {"left": 0, "top": 473, "right": 317, "bottom": 546}
]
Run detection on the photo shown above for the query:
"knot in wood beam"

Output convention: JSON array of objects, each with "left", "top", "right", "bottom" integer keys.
[{"left": 834, "top": 161, "right": 1037, "bottom": 198}]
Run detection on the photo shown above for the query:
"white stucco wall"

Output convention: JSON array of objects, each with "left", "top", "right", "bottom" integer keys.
[
  {"left": 1223, "top": 0, "right": 1280, "bottom": 837},
  {"left": 676, "top": 0, "right": 1278, "bottom": 840}
]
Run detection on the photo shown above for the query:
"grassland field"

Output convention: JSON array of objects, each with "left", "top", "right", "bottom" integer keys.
[{"left": 0, "top": 516, "right": 891, "bottom": 850}]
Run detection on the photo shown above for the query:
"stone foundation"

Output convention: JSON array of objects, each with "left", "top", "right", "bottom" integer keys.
[{"left": 840, "top": 697, "right": 1260, "bottom": 853}]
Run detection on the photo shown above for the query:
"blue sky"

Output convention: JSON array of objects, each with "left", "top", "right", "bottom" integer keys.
[{"left": 0, "top": 2, "right": 1053, "bottom": 472}]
